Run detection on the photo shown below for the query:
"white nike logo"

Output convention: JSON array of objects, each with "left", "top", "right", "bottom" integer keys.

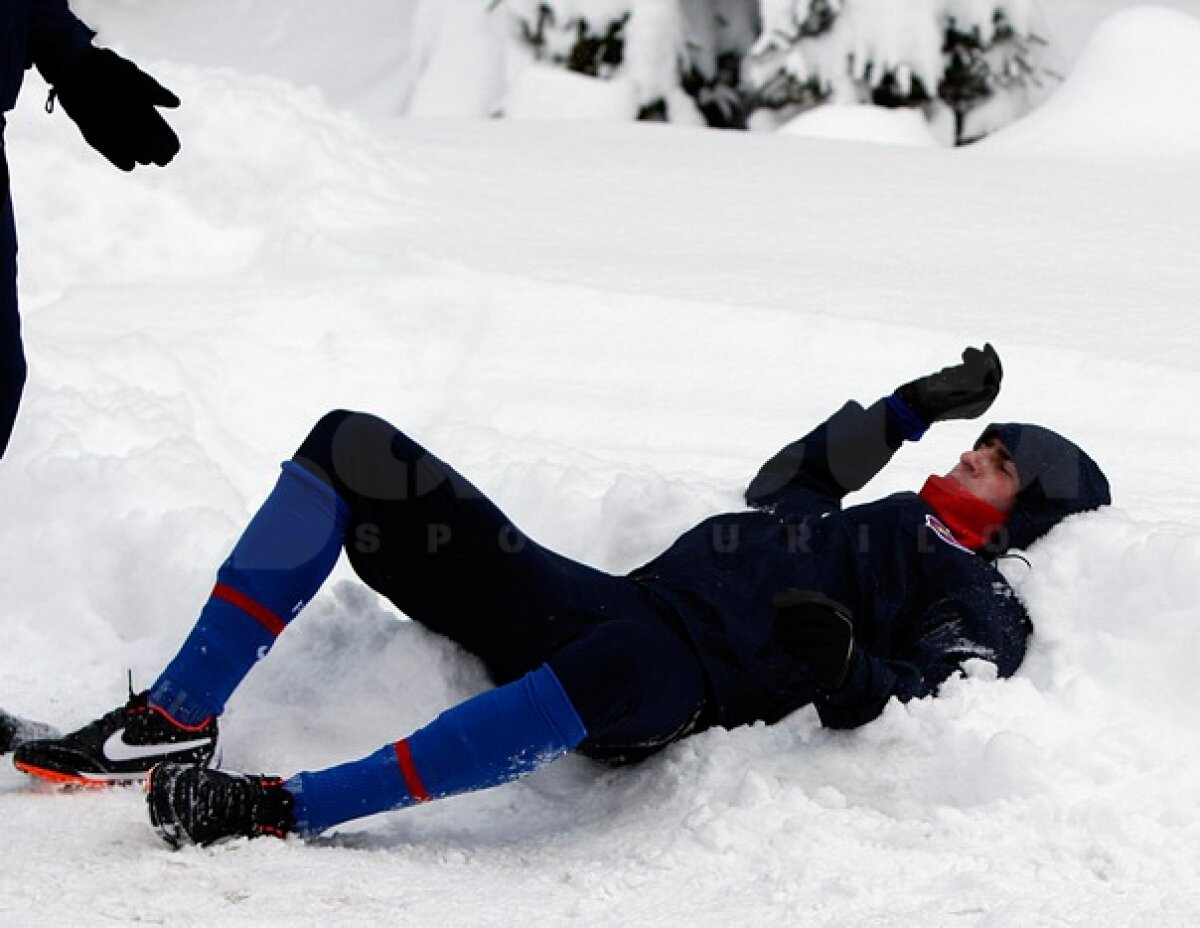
[{"left": 102, "top": 728, "right": 213, "bottom": 763}]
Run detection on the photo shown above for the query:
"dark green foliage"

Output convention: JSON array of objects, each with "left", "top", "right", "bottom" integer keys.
[
  {"left": 518, "top": 3, "right": 631, "bottom": 78},
  {"left": 681, "top": 52, "right": 750, "bottom": 129},
  {"left": 793, "top": 0, "right": 838, "bottom": 38},
  {"left": 939, "top": 12, "right": 1051, "bottom": 142}
]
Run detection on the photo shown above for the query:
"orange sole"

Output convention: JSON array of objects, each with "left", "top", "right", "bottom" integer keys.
[{"left": 13, "top": 760, "right": 144, "bottom": 788}]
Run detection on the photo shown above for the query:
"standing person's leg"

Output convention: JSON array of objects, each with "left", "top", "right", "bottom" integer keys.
[
  {"left": 0, "top": 148, "right": 59, "bottom": 752},
  {"left": 1, "top": 148, "right": 26, "bottom": 460}
]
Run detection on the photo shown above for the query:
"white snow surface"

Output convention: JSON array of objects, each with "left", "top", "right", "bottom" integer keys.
[
  {"left": 1, "top": 4, "right": 1200, "bottom": 926},
  {"left": 778, "top": 104, "right": 941, "bottom": 146}
]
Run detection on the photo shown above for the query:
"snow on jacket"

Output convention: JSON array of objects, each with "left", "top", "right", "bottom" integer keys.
[{"left": 630, "top": 397, "right": 1037, "bottom": 732}]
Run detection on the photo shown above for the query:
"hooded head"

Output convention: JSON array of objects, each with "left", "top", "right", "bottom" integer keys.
[{"left": 976, "top": 422, "right": 1111, "bottom": 553}]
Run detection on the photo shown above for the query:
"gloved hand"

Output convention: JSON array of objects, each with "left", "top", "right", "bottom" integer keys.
[
  {"left": 894, "top": 343, "right": 1002, "bottom": 426},
  {"left": 772, "top": 589, "right": 855, "bottom": 690},
  {"left": 52, "top": 47, "right": 180, "bottom": 171}
]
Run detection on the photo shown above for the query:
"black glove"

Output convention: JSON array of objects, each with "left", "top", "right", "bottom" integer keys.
[
  {"left": 772, "top": 590, "right": 855, "bottom": 690},
  {"left": 895, "top": 343, "right": 1002, "bottom": 426},
  {"left": 52, "top": 47, "right": 180, "bottom": 171}
]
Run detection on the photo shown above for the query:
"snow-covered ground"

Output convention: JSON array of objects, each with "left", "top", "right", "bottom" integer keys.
[{"left": 2, "top": 3, "right": 1200, "bottom": 926}]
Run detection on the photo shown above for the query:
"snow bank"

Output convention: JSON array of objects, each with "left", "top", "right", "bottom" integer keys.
[
  {"left": 778, "top": 104, "right": 941, "bottom": 146},
  {"left": 403, "top": 1, "right": 509, "bottom": 118},
  {"left": 977, "top": 5, "right": 1200, "bottom": 161},
  {"left": 68, "top": 0, "right": 422, "bottom": 114},
  {"left": 503, "top": 65, "right": 643, "bottom": 121}
]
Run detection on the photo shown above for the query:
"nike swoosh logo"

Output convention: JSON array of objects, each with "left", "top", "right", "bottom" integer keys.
[{"left": 102, "top": 728, "right": 213, "bottom": 763}]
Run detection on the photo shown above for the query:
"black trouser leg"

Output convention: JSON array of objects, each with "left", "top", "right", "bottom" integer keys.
[{"left": 0, "top": 149, "right": 25, "bottom": 460}]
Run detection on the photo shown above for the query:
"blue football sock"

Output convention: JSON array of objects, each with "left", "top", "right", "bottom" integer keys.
[
  {"left": 151, "top": 461, "right": 349, "bottom": 726},
  {"left": 286, "top": 664, "right": 587, "bottom": 836}
]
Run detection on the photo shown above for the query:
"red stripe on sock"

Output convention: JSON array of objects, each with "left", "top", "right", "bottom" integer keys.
[
  {"left": 147, "top": 703, "right": 213, "bottom": 732},
  {"left": 211, "top": 583, "right": 287, "bottom": 637},
  {"left": 393, "top": 739, "right": 431, "bottom": 803}
]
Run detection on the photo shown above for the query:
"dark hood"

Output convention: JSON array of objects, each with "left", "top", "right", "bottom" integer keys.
[{"left": 978, "top": 422, "right": 1111, "bottom": 553}]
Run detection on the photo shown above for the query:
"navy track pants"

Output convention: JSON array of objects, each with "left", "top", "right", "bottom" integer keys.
[
  {"left": 294, "top": 410, "right": 708, "bottom": 763},
  {"left": 0, "top": 147, "right": 24, "bottom": 459}
]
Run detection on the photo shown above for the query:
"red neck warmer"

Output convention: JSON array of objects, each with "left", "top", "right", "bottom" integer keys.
[{"left": 918, "top": 475, "right": 1009, "bottom": 551}]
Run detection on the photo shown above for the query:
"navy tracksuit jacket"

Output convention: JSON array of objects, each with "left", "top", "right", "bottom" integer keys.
[
  {"left": 1, "top": 0, "right": 94, "bottom": 457},
  {"left": 632, "top": 396, "right": 1033, "bottom": 733}
]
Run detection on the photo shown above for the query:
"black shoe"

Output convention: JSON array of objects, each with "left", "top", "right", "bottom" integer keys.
[
  {"left": 0, "top": 709, "right": 59, "bottom": 755},
  {"left": 13, "top": 690, "right": 217, "bottom": 786},
  {"left": 147, "top": 763, "right": 294, "bottom": 848}
]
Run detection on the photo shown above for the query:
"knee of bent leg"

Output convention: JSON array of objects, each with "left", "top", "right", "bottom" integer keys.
[
  {"left": 295, "top": 409, "right": 358, "bottom": 471},
  {"left": 296, "top": 408, "right": 395, "bottom": 477},
  {"left": 294, "top": 409, "right": 422, "bottom": 502}
]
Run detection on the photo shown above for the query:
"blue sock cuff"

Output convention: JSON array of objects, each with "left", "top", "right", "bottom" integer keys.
[
  {"left": 886, "top": 393, "right": 929, "bottom": 442},
  {"left": 525, "top": 664, "right": 588, "bottom": 748},
  {"left": 407, "top": 664, "right": 588, "bottom": 799},
  {"left": 223, "top": 460, "right": 350, "bottom": 613},
  {"left": 280, "top": 459, "right": 350, "bottom": 525},
  {"left": 286, "top": 745, "right": 399, "bottom": 837}
]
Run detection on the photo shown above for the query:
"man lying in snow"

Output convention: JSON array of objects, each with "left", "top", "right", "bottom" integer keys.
[{"left": 14, "top": 345, "right": 1111, "bottom": 847}]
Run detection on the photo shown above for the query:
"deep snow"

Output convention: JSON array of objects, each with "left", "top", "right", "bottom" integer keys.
[{"left": 1, "top": 3, "right": 1199, "bottom": 926}]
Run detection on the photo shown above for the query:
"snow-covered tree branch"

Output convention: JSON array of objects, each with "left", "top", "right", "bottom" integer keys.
[{"left": 487, "top": 0, "right": 1057, "bottom": 142}]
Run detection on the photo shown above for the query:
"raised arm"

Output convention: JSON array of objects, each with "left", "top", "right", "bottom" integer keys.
[
  {"left": 745, "top": 397, "right": 912, "bottom": 511},
  {"left": 745, "top": 345, "right": 1003, "bottom": 512}
]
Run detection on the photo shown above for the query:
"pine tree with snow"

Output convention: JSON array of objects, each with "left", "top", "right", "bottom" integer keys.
[
  {"left": 939, "top": 3, "right": 1054, "bottom": 142},
  {"left": 744, "top": 0, "right": 1055, "bottom": 143},
  {"left": 489, "top": 0, "right": 1053, "bottom": 141},
  {"left": 491, "top": 0, "right": 760, "bottom": 127}
]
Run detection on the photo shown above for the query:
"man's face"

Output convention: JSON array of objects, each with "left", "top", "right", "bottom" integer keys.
[{"left": 946, "top": 438, "right": 1020, "bottom": 512}]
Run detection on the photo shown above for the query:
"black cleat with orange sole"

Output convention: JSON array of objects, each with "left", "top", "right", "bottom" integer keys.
[{"left": 13, "top": 690, "right": 216, "bottom": 787}]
